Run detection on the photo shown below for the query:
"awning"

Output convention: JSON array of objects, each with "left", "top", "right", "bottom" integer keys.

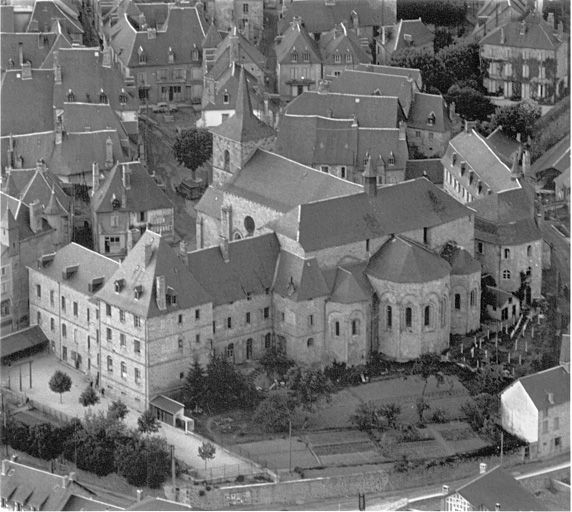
[
  {"left": 1, "top": 325, "right": 48, "bottom": 359},
  {"left": 150, "top": 395, "right": 184, "bottom": 415}
]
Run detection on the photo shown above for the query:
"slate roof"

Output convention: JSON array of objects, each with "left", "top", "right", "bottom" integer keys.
[
  {"left": 28, "top": 0, "right": 83, "bottom": 41},
  {"left": 203, "top": 23, "right": 223, "bottom": 49},
  {"left": 209, "top": 67, "right": 275, "bottom": 142},
  {"left": 150, "top": 395, "right": 184, "bottom": 415},
  {"left": 354, "top": 63, "right": 423, "bottom": 89},
  {"left": 449, "top": 465, "right": 549, "bottom": 511},
  {"left": 126, "top": 496, "right": 193, "bottom": 511},
  {"left": 470, "top": 186, "right": 535, "bottom": 224},
  {"left": 319, "top": 23, "right": 372, "bottom": 66},
  {"left": 58, "top": 102, "right": 128, "bottom": 140},
  {"left": 447, "top": 129, "right": 521, "bottom": 194},
  {"left": 1, "top": 69, "right": 55, "bottom": 136},
  {"left": 475, "top": 216, "right": 542, "bottom": 246},
  {"left": 96, "top": 230, "right": 212, "bottom": 318},
  {"left": 366, "top": 236, "right": 451, "bottom": 284},
  {"left": 407, "top": 92, "right": 453, "bottom": 133},
  {"left": 405, "top": 159, "right": 444, "bottom": 185},
  {"left": 440, "top": 244, "right": 481, "bottom": 275},
  {"left": 1, "top": 192, "right": 53, "bottom": 240},
  {"left": 268, "top": 178, "right": 471, "bottom": 252},
  {"left": 33, "top": 242, "right": 119, "bottom": 295},
  {"left": 194, "top": 186, "right": 222, "bottom": 217},
  {"left": 279, "top": 0, "right": 385, "bottom": 35},
  {"left": 482, "top": 285, "right": 514, "bottom": 308},
  {"left": 215, "top": 26, "right": 266, "bottom": 70},
  {"left": 276, "top": 18, "right": 321, "bottom": 64},
  {"left": 328, "top": 262, "right": 373, "bottom": 303},
  {"left": 378, "top": 18, "right": 434, "bottom": 54},
  {"left": 0, "top": 31, "right": 69, "bottom": 71},
  {"left": 186, "top": 233, "right": 280, "bottom": 306},
  {"left": 92, "top": 162, "right": 173, "bottom": 214},
  {"left": 486, "top": 127, "right": 521, "bottom": 166},
  {"left": 273, "top": 250, "right": 330, "bottom": 302},
  {"left": 515, "top": 365, "right": 570, "bottom": 410},
  {"left": 480, "top": 14, "right": 569, "bottom": 50},
  {"left": 328, "top": 70, "right": 419, "bottom": 116},
  {"left": 1, "top": 325, "right": 48, "bottom": 358},
  {"left": 10, "top": 168, "right": 71, "bottom": 213},
  {"left": 222, "top": 149, "right": 362, "bottom": 213},
  {"left": 530, "top": 134, "right": 571, "bottom": 178}
]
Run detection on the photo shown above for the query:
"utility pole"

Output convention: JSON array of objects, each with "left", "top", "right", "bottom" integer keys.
[{"left": 288, "top": 420, "right": 292, "bottom": 473}]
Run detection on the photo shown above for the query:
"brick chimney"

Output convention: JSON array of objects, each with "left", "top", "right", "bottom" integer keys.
[
  {"left": 122, "top": 164, "right": 131, "bottom": 190},
  {"left": 547, "top": 12, "right": 555, "bottom": 29},
  {"left": 105, "top": 136, "right": 114, "bottom": 168},
  {"left": 92, "top": 162, "right": 100, "bottom": 192},
  {"left": 156, "top": 275, "right": 167, "bottom": 310},
  {"left": 179, "top": 240, "right": 188, "bottom": 266},
  {"left": 29, "top": 199, "right": 43, "bottom": 233}
]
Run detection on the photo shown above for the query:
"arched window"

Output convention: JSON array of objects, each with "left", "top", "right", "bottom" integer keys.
[
  {"left": 307, "top": 337, "right": 314, "bottom": 347},
  {"left": 121, "top": 362, "right": 127, "bottom": 379},
  {"left": 424, "top": 305, "right": 431, "bottom": 327},
  {"left": 440, "top": 298, "right": 447, "bottom": 326},
  {"left": 504, "top": 248, "right": 510, "bottom": 259},
  {"left": 386, "top": 305, "right": 392, "bottom": 329},
  {"left": 99, "top": 90, "right": 107, "bottom": 104},
  {"left": 226, "top": 343, "right": 234, "bottom": 358},
  {"left": 526, "top": 266, "right": 532, "bottom": 276},
  {"left": 264, "top": 332, "right": 272, "bottom": 349},
  {"left": 527, "top": 245, "right": 532, "bottom": 257},
  {"left": 454, "top": 294, "right": 461, "bottom": 310},
  {"left": 388, "top": 151, "right": 395, "bottom": 166},
  {"left": 244, "top": 216, "right": 255, "bottom": 236},
  {"left": 223, "top": 150, "right": 230, "bottom": 171},
  {"left": 233, "top": 232, "right": 242, "bottom": 240},
  {"left": 61, "top": 323, "right": 67, "bottom": 337},
  {"left": 333, "top": 320, "right": 340, "bottom": 337},
  {"left": 405, "top": 307, "right": 412, "bottom": 329},
  {"left": 470, "top": 289, "right": 476, "bottom": 307},
  {"left": 352, "top": 319, "right": 360, "bottom": 335},
  {"left": 503, "top": 269, "right": 511, "bottom": 279},
  {"left": 427, "top": 112, "right": 436, "bottom": 125}
]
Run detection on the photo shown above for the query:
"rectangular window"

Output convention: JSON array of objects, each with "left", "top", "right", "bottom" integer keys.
[
  {"left": 321, "top": 165, "right": 329, "bottom": 173},
  {"left": 334, "top": 54, "right": 341, "bottom": 63},
  {"left": 303, "top": 53, "right": 310, "bottom": 62},
  {"left": 106, "top": 303, "right": 111, "bottom": 316},
  {"left": 477, "top": 242, "right": 483, "bottom": 254},
  {"left": 134, "top": 315, "right": 141, "bottom": 328},
  {"left": 63, "top": 346, "right": 67, "bottom": 361},
  {"left": 522, "top": 64, "right": 529, "bottom": 78},
  {"left": 118, "top": 309, "right": 124, "bottom": 322},
  {"left": 554, "top": 417, "right": 559, "bottom": 430},
  {"left": 195, "top": 334, "right": 200, "bottom": 344},
  {"left": 543, "top": 420, "right": 548, "bottom": 434},
  {"left": 264, "top": 307, "right": 270, "bottom": 319},
  {"left": 334, "top": 321, "right": 340, "bottom": 336},
  {"left": 246, "top": 312, "right": 251, "bottom": 324},
  {"left": 50, "top": 290, "right": 54, "bottom": 306},
  {"left": 308, "top": 314, "right": 314, "bottom": 326},
  {"left": 134, "top": 339, "right": 141, "bottom": 354},
  {"left": 405, "top": 307, "right": 412, "bottom": 328},
  {"left": 227, "top": 317, "right": 232, "bottom": 329},
  {"left": 135, "top": 368, "right": 141, "bottom": 382},
  {"left": 87, "top": 308, "right": 90, "bottom": 323},
  {"left": 106, "top": 328, "right": 112, "bottom": 342},
  {"left": 107, "top": 357, "right": 113, "bottom": 372},
  {"left": 110, "top": 216, "right": 119, "bottom": 227},
  {"left": 345, "top": 54, "right": 352, "bottom": 63},
  {"left": 243, "top": 3, "right": 248, "bottom": 13},
  {"left": 555, "top": 436, "right": 561, "bottom": 447},
  {"left": 178, "top": 337, "right": 183, "bottom": 350},
  {"left": 120, "top": 333, "right": 126, "bottom": 347},
  {"left": 195, "top": 309, "right": 200, "bottom": 320},
  {"left": 36, "top": 284, "right": 41, "bottom": 298},
  {"left": 415, "top": 130, "right": 421, "bottom": 137}
]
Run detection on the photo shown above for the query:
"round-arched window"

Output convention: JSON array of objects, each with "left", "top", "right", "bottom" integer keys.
[{"left": 244, "top": 216, "right": 255, "bottom": 235}]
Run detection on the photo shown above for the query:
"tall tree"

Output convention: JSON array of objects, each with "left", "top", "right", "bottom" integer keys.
[
  {"left": 108, "top": 399, "right": 129, "bottom": 421},
  {"left": 253, "top": 395, "right": 294, "bottom": 433},
  {"left": 490, "top": 100, "right": 542, "bottom": 141},
  {"left": 412, "top": 353, "right": 444, "bottom": 396},
  {"left": 286, "top": 365, "right": 333, "bottom": 411},
  {"left": 445, "top": 85, "right": 495, "bottom": 121},
  {"left": 198, "top": 441, "right": 216, "bottom": 473},
  {"left": 378, "top": 402, "right": 402, "bottom": 429},
  {"left": 79, "top": 386, "right": 100, "bottom": 412},
  {"left": 137, "top": 409, "right": 160, "bottom": 434},
  {"left": 433, "top": 27, "right": 453, "bottom": 53},
  {"left": 173, "top": 128, "right": 213, "bottom": 179},
  {"left": 183, "top": 359, "right": 207, "bottom": 411},
  {"left": 49, "top": 370, "right": 72, "bottom": 403}
]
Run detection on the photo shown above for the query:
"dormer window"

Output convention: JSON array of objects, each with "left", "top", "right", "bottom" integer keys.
[
  {"left": 223, "top": 91, "right": 229, "bottom": 104},
  {"left": 168, "top": 47, "right": 175, "bottom": 64},
  {"left": 460, "top": 162, "right": 467, "bottom": 176},
  {"left": 99, "top": 89, "right": 107, "bottom": 104},
  {"left": 67, "top": 89, "right": 75, "bottom": 102},
  {"left": 451, "top": 152, "right": 457, "bottom": 165},
  {"left": 166, "top": 286, "right": 177, "bottom": 305},
  {"left": 138, "top": 46, "right": 146, "bottom": 64},
  {"left": 134, "top": 285, "right": 143, "bottom": 300},
  {"left": 388, "top": 152, "right": 395, "bottom": 166},
  {"left": 119, "top": 89, "right": 127, "bottom": 105},
  {"left": 427, "top": 112, "right": 436, "bottom": 125},
  {"left": 192, "top": 47, "right": 199, "bottom": 61},
  {"left": 303, "top": 52, "right": 310, "bottom": 62},
  {"left": 111, "top": 194, "right": 121, "bottom": 210},
  {"left": 114, "top": 278, "right": 125, "bottom": 293},
  {"left": 334, "top": 53, "right": 341, "bottom": 63},
  {"left": 345, "top": 53, "right": 352, "bottom": 63},
  {"left": 7, "top": 59, "right": 15, "bottom": 69},
  {"left": 291, "top": 51, "right": 298, "bottom": 63}
]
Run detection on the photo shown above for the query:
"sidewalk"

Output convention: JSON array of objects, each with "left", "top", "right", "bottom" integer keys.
[{"left": 2, "top": 353, "right": 263, "bottom": 480}]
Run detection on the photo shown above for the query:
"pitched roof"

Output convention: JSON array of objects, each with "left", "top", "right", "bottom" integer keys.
[
  {"left": 379, "top": 18, "right": 434, "bottom": 54},
  {"left": 475, "top": 216, "right": 542, "bottom": 245},
  {"left": 530, "top": 134, "right": 571, "bottom": 177},
  {"left": 319, "top": 23, "right": 372, "bottom": 66},
  {"left": 126, "top": 496, "right": 193, "bottom": 511},
  {"left": 215, "top": 26, "right": 266, "bottom": 70},
  {"left": 186, "top": 233, "right": 280, "bottom": 306},
  {"left": 222, "top": 149, "right": 362, "bottom": 213},
  {"left": 480, "top": 14, "right": 568, "bottom": 50},
  {"left": 209, "top": 67, "right": 275, "bottom": 142},
  {"left": 268, "top": 178, "right": 471, "bottom": 252},
  {"left": 514, "top": 365, "right": 570, "bottom": 409},
  {"left": 28, "top": 0, "right": 83, "bottom": 40},
  {"left": 96, "top": 230, "right": 212, "bottom": 318},
  {"left": 407, "top": 92, "right": 453, "bottom": 133},
  {"left": 470, "top": 186, "right": 535, "bottom": 224},
  {"left": 328, "top": 262, "right": 373, "bottom": 303},
  {"left": 486, "top": 126, "right": 521, "bottom": 166},
  {"left": 405, "top": 159, "right": 444, "bottom": 185},
  {"left": 450, "top": 465, "right": 549, "bottom": 511},
  {"left": 273, "top": 250, "right": 330, "bottom": 302},
  {"left": 0, "top": 133, "right": 54, "bottom": 171},
  {"left": 328, "top": 70, "right": 419, "bottom": 116},
  {"left": 276, "top": 18, "right": 321, "bottom": 64},
  {"left": 0, "top": 31, "right": 67, "bottom": 71},
  {"left": 440, "top": 244, "right": 481, "bottom": 275},
  {"left": 1, "top": 192, "right": 53, "bottom": 240},
  {"left": 203, "top": 23, "right": 223, "bottom": 49},
  {"left": 1, "top": 325, "right": 48, "bottom": 358},
  {"left": 32, "top": 242, "right": 119, "bottom": 295},
  {"left": 16, "top": 168, "right": 71, "bottom": 213},
  {"left": 58, "top": 102, "right": 128, "bottom": 141},
  {"left": 92, "top": 162, "right": 173, "bottom": 214},
  {"left": 354, "top": 63, "right": 423, "bottom": 89},
  {"left": 194, "top": 185, "right": 222, "bottom": 217},
  {"left": 1, "top": 69, "right": 55, "bottom": 136},
  {"left": 366, "top": 236, "right": 451, "bottom": 283},
  {"left": 482, "top": 285, "right": 514, "bottom": 308}
]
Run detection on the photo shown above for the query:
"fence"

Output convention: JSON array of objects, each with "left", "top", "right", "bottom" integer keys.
[{"left": 1, "top": 387, "right": 76, "bottom": 424}]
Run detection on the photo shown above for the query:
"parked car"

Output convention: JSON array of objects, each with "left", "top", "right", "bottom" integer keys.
[{"left": 152, "top": 102, "right": 178, "bottom": 113}]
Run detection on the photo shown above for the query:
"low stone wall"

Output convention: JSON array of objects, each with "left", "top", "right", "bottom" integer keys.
[{"left": 166, "top": 469, "right": 390, "bottom": 509}]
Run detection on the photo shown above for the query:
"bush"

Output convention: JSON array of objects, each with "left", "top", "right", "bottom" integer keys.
[
  {"left": 351, "top": 400, "right": 381, "bottom": 431},
  {"left": 253, "top": 395, "right": 293, "bottom": 433},
  {"left": 429, "top": 407, "right": 448, "bottom": 424}
]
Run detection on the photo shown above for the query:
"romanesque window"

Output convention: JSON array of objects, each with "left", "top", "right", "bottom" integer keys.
[
  {"left": 386, "top": 305, "right": 392, "bottom": 329},
  {"left": 527, "top": 245, "right": 532, "bottom": 257},
  {"left": 502, "top": 269, "right": 511, "bottom": 279},
  {"left": 223, "top": 150, "right": 230, "bottom": 171},
  {"left": 264, "top": 332, "right": 271, "bottom": 348},
  {"left": 424, "top": 305, "right": 431, "bottom": 327},
  {"left": 470, "top": 289, "right": 476, "bottom": 307},
  {"left": 352, "top": 319, "right": 360, "bottom": 335},
  {"left": 454, "top": 294, "right": 461, "bottom": 310},
  {"left": 405, "top": 307, "right": 412, "bottom": 329}
]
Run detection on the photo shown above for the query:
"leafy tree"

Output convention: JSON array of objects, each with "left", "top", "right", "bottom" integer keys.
[
  {"left": 461, "top": 393, "right": 498, "bottom": 432},
  {"left": 445, "top": 85, "right": 495, "bottom": 121},
  {"left": 173, "top": 128, "right": 213, "bottom": 178},
  {"left": 79, "top": 386, "right": 100, "bottom": 411},
  {"left": 438, "top": 42, "right": 483, "bottom": 89},
  {"left": 259, "top": 347, "right": 295, "bottom": 378},
  {"left": 49, "top": 370, "right": 72, "bottom": 403},
  {"left": 198, "top": 441, "right": 216, "bottom": 472},
  {"left": 378, "top": 402, "right": 401, "bottom": 429},
  {"left": 138, "top": 409, "right": 160, "bottom": 434},
  {"left": 490, "top": 100, "right": 542, "bottom": 141},
  {"left": 412, "top": 353, "right": 444, "bottom": 396},
  {"left": 3, "top": 419, "right": 30, "bottom": 452},
  {"left": 285, "top": 365, "right": 333, "bottom": 411},
  {"left": 108, "top": 399, "right": 129, "bottom": 421},
  {"left": 398, "top": 0, "right": 467, "bottom": 26},
  {"left": 470, "top": 364, "right": 512, "bottom": 396},
  {"left": 351, "top": 401, "right": 381, "bottom": 431},
  {"left": 390, "top": 47, "right": 452, "bottom": 93},
  {"left": 415, "top": 396, "right": 430, "bottom": 425},
  {"left": 253, "top": 395, "right": 294, "bottom": 433},
  {"left": 433, "top": 27, "right": 453, "bottom": 53},
  {"left": 183, "top": 359, "right": 207, "bottom": 411},
  {"left": 27, "top": 423, "right": 63, "bottom": 460}
]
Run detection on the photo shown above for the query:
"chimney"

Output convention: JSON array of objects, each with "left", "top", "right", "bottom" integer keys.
[
  {"left": 62, "top": 475, "right": 69, "bottom": 489},
  {"left": 479, "top": 463, "right": 487, "bottom": 474},
  {"left": 219, "top": 235, "right": 230, "bottom": 263},
  {"left": 196, "top": 1, "right": 204, "bottom": 16},
  {"left": 156, "top": 275, "right": 167, "bottom": 310},
  {"left": 54, "top": 64, "right": 62, "bottom": 84},
  {"left": 352, "top": 13, "right": 359, "bottom": 30},
  {"left": 449, "top": 101, "right": 456, "bottom": 120},
  {"left": 18, "top": 42, "right": 23, "bottom": 66},
  {"left": 500, "top": 27, "right": 505, "bottom": 44},
  {"left": 399, "top": 120, "right": 406, "bottom": 140},
  {"left": 442, "top": 485, "right": 449, "bottom": 495},
  {"left": 69, "top": 472, "right": 76, "bottom": 482},
  {"left": 29, "top": 199, "right": 43, "bottom": 233},
  {"left": 102, "top": 46, "right": 111, "bottom": 68},
  {"left": 1, "top": 460, "right": 7, "bottom": 476},
  {"left": 92, "top": 162, "right": 100, "bottom": 192},
  {"left": 139, "top": 13, "right": 146, "bottom": 28},
  {"left": 105, "top": 136, "right": 114, "bottom": 168},
  {"left": 510, "top": 149, "right": 523, "bottom": 180},
  {"left": 362, "top": 154, "right": 377, "bottom": 197},
  {"left": 558, "top": 22, "right": 563, "bottom": 40},
  {"left": 352, "top": 114, "right": 358, "bottom": 128},
  {"left": 22, "top": 62, "right": 32, "bottom": 80},
  {"left": 317, "top": 79, "right": 329, "bottom": 94},
  {"left": 381, "top": 26, "right": 387, "bottom": 45},
  {"left": 55, "top": 112, "right": 63, "bottom": 145},
  {"left": 326, "top": 108, "right": 333, "bottom": 118},
  {"left": 36, "top": 158, "right": 46, "bottom": 173},
  {"left": 137, "top": 490, "right": 143, "bottom": 502},
  {"left": 547, "top": 12, "right": 555, "bottom": 29},
  {"left": 179, "top": 240, "right": 188, "bottom": 266},
  {"left": 122, "top": 164, "right": 131, "bottom": 190},
  {"left": 229, "top": 25, "right": 239, "bottom": 64},
  {"left": 143, "top": 241, "right": 153, "bottom": 268},
  {"left": 520, "top": 21, "right": 526, "bottom": 36},
  {"left": 495, "top": 504, "right": 500, "bottom": 511},
  {"left": 547, "top": 392, "right": 554, "bottom": 404}
]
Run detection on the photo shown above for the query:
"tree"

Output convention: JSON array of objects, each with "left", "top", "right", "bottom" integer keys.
[
  {"left": 415, "top": 396, "right": 430, "bottom": 425},
  {"left": 351, "top": 401, "right": 381, "bottom": 431},
  {"left": 173, "top": 128, "right": 213, "bottom": 178},
  {"left": 183, "top": 359, "right": 207, "bottom": 411},
  {"left": 412, "top": 353, "right": 444, "bottom": 396},
  {"left": 138, "top": 409, "right": 160, "bottom": 434},
  {"left": 285, "top": 365, "right": 333, "bottom": 411},
  {"left": 438, "top": 42, "right": 483, "bottom": 89},
  {"left": 390, "top": 47, "right": 452, "bottom": 93},
  {"left": 378, "top": 402, "right": 401, "bottom": 429},
  {"left": 433, "top": 27, "right": 453, "bottom": 53},
  {"left": 49, "top": 370, "right": 72, "bottom": 403},
  {"left": 259, "top": 347, "right": 295, "bottom": 378},
  {"left": 108, "top": 399, "right": 129, "bottom": 421},
  {"left": 253, "top": 395, "right": 294, "bottom": 433},
  {"left": 198, "top": 441, "right": 216, "bottom": 472},
  {"left": 490, "top": 100, "right": 542, "bottom": 141},
  {"left": 79, "top": 386, "right": 100, "bottom": 411},
  {"left": 445, "top": 85, "right": 495, "bottom": 121},
  {"left": 461, "top": 393, "right": 499, "bottom": 432}
]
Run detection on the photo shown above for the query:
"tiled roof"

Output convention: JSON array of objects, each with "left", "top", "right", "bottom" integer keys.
[
  {"left": 279, "top": 0, "right": 385, "bottom": 34},
  {"left": 440, "top": 244, "right": 481, "bottom": 275},
  {"left": 15, "top": 168, "right": 71, "bottom": 213},
  {"left": 513, "top": 365, "right": 570, "bottom": 410},
  {"left": 1, "top": 325, "right": 48, "bottom": 358},
  {"left": 215, "top": 26, "right": 266, "bottom": 70},
  {"left": 276, "top": 19, "right": 321, "bottom": 64},
  {"left": 203, "top": 23, "right": 223, "bottom": 49},
  {"left": 319, "top": 23, "right": 372, "bottom": 66},
  {"left": 474, "top": 216, "right": 541, "bottom": 245},
  {"left": 328, "top": 70, "right": 419, "bottom": 116},
  {"left": 28, "top": 0, "right": 84, "bottom": 40},
  {"left": 33, "top": 242, "right": 119, "bottom": 295},
  {"left": 366, "top": 236, "right": 451, "bottom": 284},
  {"left": 223, "top": 149, "right": 362, "bottom": 213},
  {"left": 329, "top": 262, "right": 373, "bottom": 303},
  {"left": 450, "top": 465, "right": 549, "bottom": 511},
  {"left": 96, "top": 230, "right": 212, "bottom": 318},
  {"left": 405, "top": 159, "right": 444, "bottom": 185},
  {"left": 92, "top": 162, "right": 173, "bottom": 214},
  {"left": 268, "top": 178, "right": 471, "bottom": 252},
  {"left": 273, "top": 250, "right": 329, "bottom": 302},
  {"left": 480, "top": 14, "right": 568, "bottom": 50},
  {"left": 485, "top": 127, "right": 521, "bottom": 166},
  {"left": 407, "top": 92, "right": 453, "bottom": 133},
  {"left": 209, "top": 67, "right": 275, "bottom": 142},
  {"left": 1, "top": 69, "right": 55, "bottom": 136},
  {"left": 530, "top": 134, "right": 571, "bottom": 177},
  {"left": 379, "top": 18, "right": 434, "bottom": 54},
  {"left": 447, "top": 129, "right": 520, "bottom": 194},
  {"left": 354, "top": 63, "right": 423, "bottom": 89},
  {"left": 186, "top": 233, "right": 280, "bottom": 306},
  {"left": 194, "top": 186, "right": 222, "bottom": 217}
]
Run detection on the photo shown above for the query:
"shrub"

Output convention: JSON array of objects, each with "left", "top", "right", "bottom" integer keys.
[
  {"left": 253, "top": 395, "right": 293, "bottom": 433},
  {"left": 429, "top": 407, "right": 448, "bottom": 424}
]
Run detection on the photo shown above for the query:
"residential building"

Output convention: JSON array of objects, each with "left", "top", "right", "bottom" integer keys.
[
  {"left": 482, "top": 285, "right": 521, "bottom": 325},
  {"left": 500, "top": 365, "right": 570, "bottom": 459},
  {"left": 29, "top": 243, "right": 119, "bottom": 378},
  {"left": 441, "top": 463, "right": 549, "bottom": 511},
  {"left": 376, "top": 18, "right": 434, "bottom": 65},
  {"left": 91, "top": 161, "right": 174, "bottom": 260},
  {"left": 529, "top": 134, "right": 570, "bottom": 196},
  {"left": 442, "top": 128, "right": 543, "bottom": 300},
  {"left": 205, "top": 0, "right": 264, "bottom": 44},
  {"left": 472, "top": 0, "right": 532, "bottom": 40},
  {"left": 103, "top": 1, "right": 207, "bottom": 106},
  {"left": 319, "top": 23, "right": 372, "bottom": 79},
  {"left": 480, "top": 12, "right": 569, "bottom": 102}
]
